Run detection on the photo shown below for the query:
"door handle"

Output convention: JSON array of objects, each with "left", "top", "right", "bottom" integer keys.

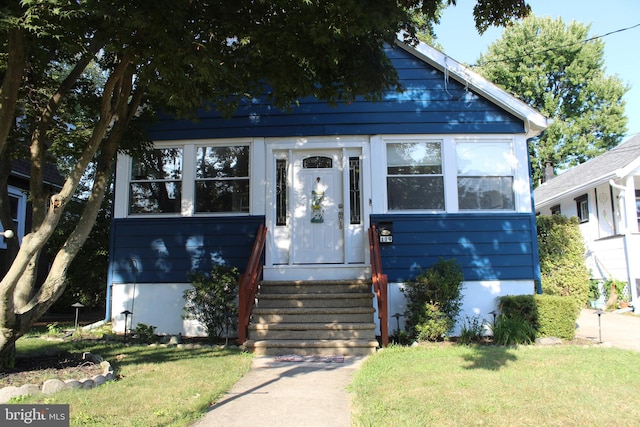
[{"left": 338, "top": 211, "right": 344, "bottom": 230}]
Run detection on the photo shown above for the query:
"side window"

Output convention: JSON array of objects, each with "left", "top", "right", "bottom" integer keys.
[
  {"left": 575, "top": 194, "right": 589, "bottom": 223},
  {"left": 456, "top": 141, "right": 515, "bottom": 210},
  {"left": 195, "top": 146, "right": 249, "bottom": 213},
  {"left": 129, "top": 148, "right": 183, "bottom": 214},
  {"left": 386, "top": 141, "right": 444, "bottom": 210},
  {"left": 551, "top": 204, "right": 561, "bottom": 215},
  {"left": 1, "top": 187, "right": 26, "bottom": 248}
]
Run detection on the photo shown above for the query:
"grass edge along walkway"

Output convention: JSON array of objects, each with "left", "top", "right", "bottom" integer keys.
[{"left": 349, "top": 343, "right": 640, "bottom": 427}]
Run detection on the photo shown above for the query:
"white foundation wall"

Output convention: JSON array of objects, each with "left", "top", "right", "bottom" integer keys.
[
  {"left": 111, "top": 283, "right": 207, "bottom": 337},
  {"left": 377, "top": 280, "right": 536, "bottom": 336}
]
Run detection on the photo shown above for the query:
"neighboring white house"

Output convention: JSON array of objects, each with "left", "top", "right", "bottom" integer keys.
[{"left": 534, "top": 133, "right": 640, "bottom": 307}]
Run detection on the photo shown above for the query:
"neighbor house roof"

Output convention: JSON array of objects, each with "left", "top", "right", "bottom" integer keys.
[{"left": 534, "top": 133, "right": 640, "bottom": 207}]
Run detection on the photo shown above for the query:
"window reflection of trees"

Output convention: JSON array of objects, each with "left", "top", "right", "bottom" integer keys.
[
  {"left": 196, "top": 146, "right": 250, "bottom": 213},
  {"left": 129, "top": 148, "right": 183, "bottom": 214}
]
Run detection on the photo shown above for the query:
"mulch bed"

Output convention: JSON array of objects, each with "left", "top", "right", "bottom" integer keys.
[{"left": 0, "top": 352, "right": 103, "bottom": 388}]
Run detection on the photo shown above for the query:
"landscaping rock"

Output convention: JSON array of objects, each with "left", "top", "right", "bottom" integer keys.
[
  {"left": 79, "top": 378, "right": 95, "bottom": 389},
  {"left": 64, "top": 379, "right": 82, "bottom": 389},
  {"left": 42, "top": 379, "right": 68, "bottom": 394},
  {"left": 0, "top": 386, "right": 22, "bottom": 403},
  {"left": 535, "top": 337, "right": 563, "bottom": 346},
  {"left": 19, "top": 384, "right": 41, "bottom": 397},
  {"left": 92, "top": 375, "right": 106, "bottom": 386}
]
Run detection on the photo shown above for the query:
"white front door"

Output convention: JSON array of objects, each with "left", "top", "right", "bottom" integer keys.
[{"left": 291, "top": 151, "right": 344, "bottom": 264}]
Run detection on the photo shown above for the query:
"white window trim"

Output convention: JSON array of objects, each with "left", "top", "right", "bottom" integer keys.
[
  {"left": 115, "top": 138, "right": 255, "bottom": 219},
  {"left": 374, "top": 134, "right": 531, "bottom": 214}
]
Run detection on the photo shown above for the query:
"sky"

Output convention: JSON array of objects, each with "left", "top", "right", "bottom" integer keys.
[{"left": 434, "top": 0, "right": 640, "bottom": 140}]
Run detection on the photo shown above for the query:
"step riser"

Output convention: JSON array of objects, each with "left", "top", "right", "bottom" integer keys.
[
  {"left": 260, "top": 284, "right": 371, "bottom": 295},
  {"left": 250, "top": 330, "right": 376, "bottom": 340},
  {"left": 251, "top": 346, "right": 377, "bottom": 356},
  {"left": 255, "top": 313, "right": 374, "bottom": 323},
  {"left": 258, "top": 298, "right": 372, "bottom": 309}
]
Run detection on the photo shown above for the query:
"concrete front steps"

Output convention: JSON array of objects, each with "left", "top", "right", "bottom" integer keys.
[{"left": 243, "top": 280, "right": 379, "bottom": 356}]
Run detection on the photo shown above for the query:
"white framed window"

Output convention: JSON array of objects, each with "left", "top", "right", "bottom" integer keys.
[
  {"left": 575, "top": 194, "right": 589, "bottom": 223},
  {"left": 129, "top": 147, "right": 183, "bottom": 214},
  {"left": 385, "top": 141, "right": 445, "bottom": 210},
  {"left": 456, "top": 140, "right": 515, "bottom": 210},
  {"left": 195, "top": 145, "right": 250, "bottom": 213}
]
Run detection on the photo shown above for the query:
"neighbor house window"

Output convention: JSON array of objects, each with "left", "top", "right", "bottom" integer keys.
[
  {"left": 456, "top": 141, "right": 515, "bottom": 210},
  {"left": 386, "top": 141, "right": 444, "bottom": 210},
  {"left": 129, "top": 148, "right": 183, "bottom": 214},
  {"left": 195, "top": 145, "right": 249, "bottom": 213},
  {"left": 575, "top": 194, "right": 589, "bottom": 223},
  {"left": 1, "top": 187, "right": 26, "bottom": 248},
  {"left": 551, "top": 204, "right": 561, "bottom": 215}
]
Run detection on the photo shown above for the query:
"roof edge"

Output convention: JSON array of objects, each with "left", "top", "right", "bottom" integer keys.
[{"left": 394, "top": 39, "right": 550, "bottom": 139}]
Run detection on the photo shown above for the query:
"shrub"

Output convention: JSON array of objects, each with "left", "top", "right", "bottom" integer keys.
[
  {"left": 537, "top": 215, "right": 590, "bottom": 310},
  {"left": 133, "top": 323, "right": 157, "bottom": 344},
  {"left": 497, "top": 294, "right": 579, "bottom": 341},
  {"left": 402, "top": 258, "right": 464, "bottom": 341},
  {"left": 603, "top": 279, "right": 627, "bottom": 308},
  {"left": 458, "top": 315, "right": 487, "bottom": 344},
  {"left": 183, "top": 265, "right": 239, "bottom": 340},
  {"left": 534, "top": 294, "right": 577, "bottom": 340},
  {"left": 491, "top": 315, "right": 536, "bottom": 346}
]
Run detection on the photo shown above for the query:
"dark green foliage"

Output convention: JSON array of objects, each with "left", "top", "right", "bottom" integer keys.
[
  {"left": 402, "top": 258, "right": 464, "bottom": 341},
  {"left": 183, "top": 266, "right": 239, "bottom": 340},
  {"left": 498, "top": 295, "right": 538, "bottom": 327},
  {"left": 534, "top": 295, "right": 577, "bottom": 340},
  {"left": 491, "top": 314, "right": 536, "bottom": 346},
  {"left": 537, "top": 215, "right": 590, "bottom": 310},
  {"left": 458, "top": 315, "right": 487, "bottom": 344},
  {"left": 477, "top": 16, "right": 628, "bottom": 185},
  {"left": 133, "top": 323, "right": 157, "bottom": 344},
  {"left": 497, "top": 294, "right": 579, "bottom": 341}
]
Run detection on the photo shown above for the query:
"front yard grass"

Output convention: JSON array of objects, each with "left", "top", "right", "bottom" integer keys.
[
  {"left": 11, "top": 337, "right": 253, "bottom": 426},
  {"left": 350, "top": 343, "right": 640, "bottom": 426}
]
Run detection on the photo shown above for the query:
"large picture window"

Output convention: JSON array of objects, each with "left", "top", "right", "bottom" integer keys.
[
  {"left": 195, "top": 146, "right": 250, "bottom": 213},
  {"left": 129, "top": 148, "right": 183, "bottom": 214},
  {"left": 386, "top": 141, "right": 444, "bottom": 210},
  {"left": 456, "top": 141, "right": 515, "bottom": 210}
]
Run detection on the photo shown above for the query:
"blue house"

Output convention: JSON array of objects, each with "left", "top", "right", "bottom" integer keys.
[{"left": 107, "top": 39, "right": 548, "bottom": 353}]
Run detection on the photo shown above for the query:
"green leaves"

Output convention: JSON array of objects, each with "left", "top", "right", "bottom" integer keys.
[{"left": 476, "top": 16, "right": 628, "bottom": 185}]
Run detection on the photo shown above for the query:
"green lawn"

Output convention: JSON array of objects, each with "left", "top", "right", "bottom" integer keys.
[
  {"left": 350, "top": 343, "right": 640, "bottom": 427},
  {"left": 11, "top": 337, "right": 253, "bottom": 426}
]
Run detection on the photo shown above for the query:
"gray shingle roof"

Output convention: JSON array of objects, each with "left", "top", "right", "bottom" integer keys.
[{"left": 534, "top": 133, "right": 640, "bottom": 206}]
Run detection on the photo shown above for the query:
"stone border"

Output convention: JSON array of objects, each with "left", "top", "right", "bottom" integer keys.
[{"left": 0, "top": 352, "right": 114, "bottom": 403}]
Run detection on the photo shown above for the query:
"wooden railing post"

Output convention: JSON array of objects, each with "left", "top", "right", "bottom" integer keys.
[
  {"left": 369, "top": 224, "right": 389, "bottom": 347},
  {"left": 237, "top": 224, "right": 267, "bottom": 344}
]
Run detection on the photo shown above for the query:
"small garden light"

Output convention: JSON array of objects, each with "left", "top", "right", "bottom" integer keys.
[
  {"left": 121, "top": 310, "right": 133, "bottom": 342},
  {"left": 595, "top": 309, "right": 605, "bottom": 343},
  {"left": 2, "top": 229, "right": 14, "bottom": 239},
  {"left": 72, "top": 302, "right": 84, "bottom": 329},
  {"left": 391, "top": 312, "right": 403, "bottom": 334}
]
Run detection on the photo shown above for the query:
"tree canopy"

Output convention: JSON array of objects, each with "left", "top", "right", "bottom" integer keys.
[
  {"left": 475, "top": 16, "right": 629, "bottom": 185},
  {"left": 0, "top": 0, "right": 532, "bottom": 368}
]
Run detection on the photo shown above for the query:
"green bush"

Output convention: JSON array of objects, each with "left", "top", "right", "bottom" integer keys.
[
  {"left": 491, "top": 314, "right": 536, "bottom": 346},
  {"left": 537, "top": 215, "right": 590, "bottom": 310},
  {"left": 183, "top": 265, "right": 239, "bottom": 340},
  {"left": 534, "top": 294, "right": 577, "bottom": 340},
  {"left": 402, "top": 258, "right": 464, "bottom": 341},
  {"left": 133, "top": 323, "right": 157, "bottom": 344},
  {"left": 497, "top": 294, "right": 579, "bottom": 341},
  {"left": 458, "top": 315, "right": 487, "bottom": 344}
]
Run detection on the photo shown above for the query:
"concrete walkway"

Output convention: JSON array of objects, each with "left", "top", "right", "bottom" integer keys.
[
  {"left": 192, "top": 355, "right": 366, "bottom": 427},
  {"left": 192, "top": 308, "right": 640, "bottom": 427},
  {"left": 574, "top": 308, "right": 640, "bottom": 351}
]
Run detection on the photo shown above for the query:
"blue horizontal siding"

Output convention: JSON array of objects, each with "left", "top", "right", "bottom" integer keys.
[
  {"left": 371, "top": 213, "right": 538, "bottom": 282},
  {"left": 149, "top": 45, "right": 523, "bottom": 140},
  {"left": 109, "top": 216, "right": 265, "bottom": 284}
]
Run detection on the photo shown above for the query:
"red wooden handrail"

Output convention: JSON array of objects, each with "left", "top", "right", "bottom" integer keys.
[
  {"left": 368, "top": 224, "right": 389, "bottom": 347},
  {"left": 237, "top": 224, "right": 268, "bottom": 344}
]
